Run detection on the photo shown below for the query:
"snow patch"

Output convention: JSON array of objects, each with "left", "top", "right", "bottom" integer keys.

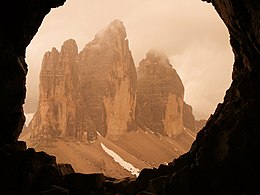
[
  {"left": 184, "top": 128, "right": 196, "bottom": 139},
  {"left": 96, "top": 131, "right": 101, "bottom": 136},
  {"left": 148, "top": 129, "right": 154, "bottom": 134},
  {"left": 165, "top": 138, "right": 174, "bottom": 145},
  {"left": 100, "top": 143, "right": 140, "bottom": 177},
  {"left": 25, "top": 113, "right": 34, "bottom": 126}
]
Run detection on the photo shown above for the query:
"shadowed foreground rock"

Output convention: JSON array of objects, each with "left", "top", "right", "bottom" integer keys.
[
  {"left": 0, "top": 0, "right": 259, "bottom": 194},
  {"left": 0, "top": 0, "right": 65, "bottom": 143}
]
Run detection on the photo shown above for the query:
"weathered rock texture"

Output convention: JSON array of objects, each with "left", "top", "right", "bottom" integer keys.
[
  {"left": 78, "top": 19, "right": 137, "bottom": 139},
  {"left": 136, "top": 50, "right": 185, "bottom": 136},
  {"left": 29, "top": 39, "right": 95, "bottom": 139},
  {"left": 29, "top": 20, "right": 137, "bottom": 139},
  {"left": 182, "top": 102, "right": 207, "bottom": 132}
]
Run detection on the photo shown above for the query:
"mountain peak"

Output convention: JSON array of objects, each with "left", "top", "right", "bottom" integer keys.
[
  {"left": 109, "top": 19, "right": 125, "bottom": 29},
  {"left": 95, "top": 19, "right": 127, "bottom": 44},
  {"left": 146, "top": 49, "right": 167, "bottom": 59},
  {"left": 141, "top": 49, "right": 171, "bottom": 67},
  {"left": 61, "top": 39, "right": 78, "bottom": 55}
]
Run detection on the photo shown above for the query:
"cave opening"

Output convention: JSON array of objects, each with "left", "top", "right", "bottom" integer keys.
[
  {"left": 1, "top": 0, "right": 259, "bottom": 194},
  {"left": 19, "top": 0, "right": 234, "bottom": 179}
]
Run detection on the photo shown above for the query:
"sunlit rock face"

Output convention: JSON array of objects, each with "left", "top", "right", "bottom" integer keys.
[
  {"left": 136, "top": 50, "right": 184, "bottom": 136},
  {"left": 28, "top": 20, "right": 137, "bottom": 140},
  {"left": 78, "top": 20, "right": 137, "bottom": 139},
  {"left": 29, "top": 39, "right": 95, "bottom": 138}
]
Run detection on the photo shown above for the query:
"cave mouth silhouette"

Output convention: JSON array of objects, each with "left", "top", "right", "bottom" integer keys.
[
  {"left": 1, "top": 0, "right": 259, "bottom": 194},
  {"left": 20, "top": 0, "right": 235, "bottom": 180},
  {"left": 20, "top": 1, "right": 235, "bottom": 180}
]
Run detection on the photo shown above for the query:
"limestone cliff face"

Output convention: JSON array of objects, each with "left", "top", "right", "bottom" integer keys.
[
  {"left": 29, "top": 20, "right": 137, "bottom": 140},
  {"left": 29, "top": 39, "right": 95, "bottom": 138},
  {"left": 183, "top": 101, "right": 207, "bottom": 132},
  {"left": 136, "top": 50, "right": 184, "bottom": 136},
  {"left": 78, "top": 20, "right": 137, "bottom": 139}
]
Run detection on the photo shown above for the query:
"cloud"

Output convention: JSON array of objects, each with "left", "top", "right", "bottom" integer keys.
[{"left": 171, "top": 40, "right": 233, "bottom": 119}]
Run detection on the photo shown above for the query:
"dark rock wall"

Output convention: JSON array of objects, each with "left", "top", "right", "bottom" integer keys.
[
  {"left": 0, "top": 0, "right": 259, "bottom": 194},
  {"left": 119, "top": 1, "right": 260, "bottom": 194},
  {"left": 133, "top": 1, "right": 260, "bottom": 194},
  {"left": 187, "top": 0, "right": 260, "bottom": 193},
  {"left": 0, "top": 0, "right": 65, "bottom": 143}
]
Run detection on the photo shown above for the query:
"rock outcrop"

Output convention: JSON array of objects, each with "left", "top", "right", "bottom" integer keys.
[
  {"left": 136, "top": 50, "right": 185, "bottom": 136},
  {"left": 183, "top": 102, "right": 206, "bottom": 132},
  {"left": 29, "top": 20, "right": 137, "bottom": 140},
  {"left": 29, "top": 39, "right": 95, "bottom": 139},
  {"left": 183, "top": 102, "right": 197, "bottom": 132},
  {"left": 78, "top": 20, "right": 137, "bottom": 139}
]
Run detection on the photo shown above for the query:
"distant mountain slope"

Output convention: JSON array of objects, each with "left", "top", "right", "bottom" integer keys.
[{"left": 20, "top": 127, "right": 195, "bottom": 179}]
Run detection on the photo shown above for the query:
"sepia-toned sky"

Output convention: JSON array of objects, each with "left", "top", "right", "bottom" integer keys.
[{"left": 24, "top": 0, "right": 234, "bottom": 120}]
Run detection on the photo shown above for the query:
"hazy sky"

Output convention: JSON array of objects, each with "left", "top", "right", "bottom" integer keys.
[{"left": 25, "top": 0, "right": 234, "bottom": 120}]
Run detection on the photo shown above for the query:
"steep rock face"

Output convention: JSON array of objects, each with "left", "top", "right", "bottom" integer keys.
[
  {"left": 29, "top": 39, "right": 95, "bottom": 139},
  {"left": 182, "top": 102, "right": 197, "bottom": 132},
  {"left": 136, "top": 50, "right": 184, "bottom": 136},
  {"left": 78, "top": 20, "right": 137, "bottom": 139},
  {"left": 183, "top": 101, "right": 206, "bottom": 132}
]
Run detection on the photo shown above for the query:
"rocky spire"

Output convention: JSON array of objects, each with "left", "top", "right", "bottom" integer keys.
[
  {"left": 28, "top": 39, "right": 95, "bottom": 139},
  {"left": 78, "top": 19, "right": 137, "bottom": 139},
  {"left": 136, "top": 50, "right": 184, "bottom": 136},
  {"left": 94, "top": 19, "right": 127, "bottom": 50}
]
